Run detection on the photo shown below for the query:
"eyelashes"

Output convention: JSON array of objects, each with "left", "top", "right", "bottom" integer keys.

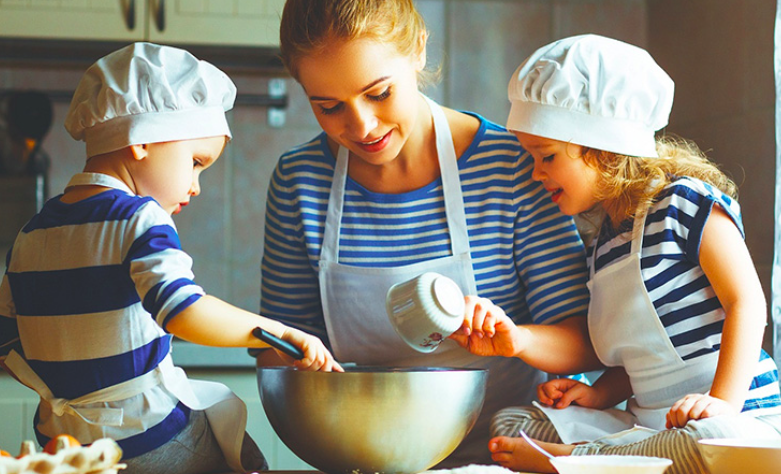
[
  {"left": 319, "top": 103, "right": 342, "bottom": 115},
  {"left": 369, "top": 87, "right": 391, "bottom": 102},
  {"left": 318, "top": 86, "right": 392, "bottom": 116}
]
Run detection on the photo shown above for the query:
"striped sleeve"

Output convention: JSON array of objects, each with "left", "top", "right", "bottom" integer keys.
[
  {"left": 659, "top": 178, "right": 743, "bottom": 264},
  {"left": 261, "top": 140, "right": 330, "bottom": 341},
  {"left": 0, "top": 269, "right": 20, "bottom": 357},
  {"left": 125, "top": 202, "right": 204, "bottom": 330},
  {"left": 510, "top": 150, "right": 590, "bottom": 325}
]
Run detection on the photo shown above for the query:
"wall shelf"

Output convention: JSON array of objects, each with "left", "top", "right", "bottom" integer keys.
[
  {"left": 0, "top": 38, "right": 286, "bottom": 76},
  {"left": 0, "top": 39, "right": 289, "bottom": 111}
]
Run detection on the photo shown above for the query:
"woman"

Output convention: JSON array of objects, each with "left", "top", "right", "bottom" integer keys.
[{"left": 257, "top": 0, "right": 599, "bottom": 464}]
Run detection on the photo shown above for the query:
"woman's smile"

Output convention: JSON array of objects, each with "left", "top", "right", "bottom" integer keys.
[{"left": 355, "top": 130, "right": 392, "bottom": 153}]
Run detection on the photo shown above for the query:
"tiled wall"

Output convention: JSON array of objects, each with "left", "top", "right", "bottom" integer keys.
[{"left": 2, "top": 1, "right": 775, "bottom": 356}]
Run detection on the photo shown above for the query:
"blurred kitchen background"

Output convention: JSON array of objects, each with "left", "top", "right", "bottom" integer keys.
[{"left": 0, "top": 0, "right": 778, "bottom": 468}]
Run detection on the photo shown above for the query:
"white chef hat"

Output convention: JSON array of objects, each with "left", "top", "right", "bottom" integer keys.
[
  {"left": 507, "top": 34, "right": 674, "bottom": 157},
  {"left": 65, "top": 42, "right": 237, "bottom": 158}
]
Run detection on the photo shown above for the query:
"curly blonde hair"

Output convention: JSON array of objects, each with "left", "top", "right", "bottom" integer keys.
[
  {"left": 279, "top": 0, "right": 436, "bottom": 85},
  {"left": 582, "top": 135, "right": 738, "bottom": 229}
]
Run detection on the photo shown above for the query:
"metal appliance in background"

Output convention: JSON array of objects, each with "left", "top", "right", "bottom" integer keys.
[{"left": 0, "top": 90, "right": 53, "bottom": 256}]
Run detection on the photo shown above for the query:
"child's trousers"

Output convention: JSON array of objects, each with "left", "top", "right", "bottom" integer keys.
[
  {"left": 492, "top": 405, "right": 781, "bottom": 474},
  {"left": 122, "top": 409, "right": 268, "bottom": 474}
]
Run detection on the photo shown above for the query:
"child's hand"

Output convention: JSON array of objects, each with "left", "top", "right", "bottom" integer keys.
[
  {"left": 666, "top": 393, "right": 738, "bottom": 428},
  {"left": 449, "top": 295, "right": 523, "bottom": 357},
  {"left": 280, "top": 328, "right": 344, "bottom": 372},
  {"left": 537, "top": 378, "right": 602, "bottom": 409}
]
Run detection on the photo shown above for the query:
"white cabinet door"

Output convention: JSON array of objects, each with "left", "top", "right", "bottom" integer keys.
[
  {"left": 0, "top": 0, "right": 146, "bottom": 42},
  {"left": 0, "top": 0, "right": 284, "bottom": 47},
  {"left": 148, "top": 0, "right": 285, "bottom": 47}
]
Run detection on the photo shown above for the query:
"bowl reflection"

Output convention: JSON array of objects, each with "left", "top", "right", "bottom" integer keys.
[{"left": 257, "top": 366, "right": 488, "bottom": 474}]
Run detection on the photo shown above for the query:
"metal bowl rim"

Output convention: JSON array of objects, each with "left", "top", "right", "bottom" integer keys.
[{"left": 257, "top": 366, "right": 488, "bottom": 374}]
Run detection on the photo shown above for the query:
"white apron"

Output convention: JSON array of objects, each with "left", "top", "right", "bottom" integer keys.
[
  {"left": 539, "top": 212, "right": 719, "bottom": 445},
  {"left": 4, "top": 172, "right": 250, "bottom": 473},
  {"left": 318, "top": 97, "right": 543, "bottom": 463}
]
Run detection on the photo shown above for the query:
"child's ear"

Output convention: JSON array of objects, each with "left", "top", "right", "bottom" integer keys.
[{"left": 129, "top": 144, "right": 148, "bottom": 161}]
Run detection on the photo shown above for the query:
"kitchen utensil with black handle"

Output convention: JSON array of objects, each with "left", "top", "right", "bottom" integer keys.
[{"left": 252, "top": 327, "right": 305, "bottom": 360}]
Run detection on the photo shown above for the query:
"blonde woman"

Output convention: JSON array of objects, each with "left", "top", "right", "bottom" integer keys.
[{"left": 257, "top": 0, "right": 598, "bottom": 465}]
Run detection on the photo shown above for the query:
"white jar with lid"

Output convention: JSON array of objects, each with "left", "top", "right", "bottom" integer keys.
[{"left": 385, "top": 272, "right": 466, "bottom": 353}]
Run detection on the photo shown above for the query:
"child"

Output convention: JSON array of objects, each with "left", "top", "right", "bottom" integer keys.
[
  {"left": 0, "top": 42, "right": 341, "bottom": 474},
  {"left": 451, "top": 35, "right": 781, "bottom": 474}
]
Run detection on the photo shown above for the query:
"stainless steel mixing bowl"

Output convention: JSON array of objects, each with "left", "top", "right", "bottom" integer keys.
[{"left": 257, "top": 366, "right": 488, "bottom": 474}]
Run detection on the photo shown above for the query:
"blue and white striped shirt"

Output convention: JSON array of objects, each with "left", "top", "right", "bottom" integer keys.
[
  {"left": 261, "top": 115, "right": 590, "bottom": 345},
  {"left": 0, "top": 189, "right": 204, "bottom": 458},
  {"left": 589, "top": 177, "right": 781, "bottom": 413}
]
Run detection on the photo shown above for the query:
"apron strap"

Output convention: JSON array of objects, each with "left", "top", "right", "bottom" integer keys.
[
  {"left": 4, "top": 350, "right": 202, "bottom": 427},
  {"left": 4, "top": 350, "right": 145, "bottom": 426},
  {"left": 321, "top": 95, "right": 474, "bottom": 291},
  {"left": 321, "top": 147, "right": 349, "bottom": 262},
  {"left": 629, "top": 211, "right": 646, "bottom": 255},
  {"left": 6, "top": 350, "right": 248, "bottom": 472},
  {"left": 590, "top": 211, "right": 647, "bottom": 279},
  {"left": 425, "top": 95, "right": 472, "bottom": 257}
]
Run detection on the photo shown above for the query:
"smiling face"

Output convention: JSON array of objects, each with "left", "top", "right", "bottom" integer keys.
[
  {"left": 295, "top": 36, "right": 426, "bottom": 167},
  {"left": 129, "top": 136, "right": 227, "bottom": 215},
  {"left": 514, "top": 131, "right": 601, "bottom": 216}
]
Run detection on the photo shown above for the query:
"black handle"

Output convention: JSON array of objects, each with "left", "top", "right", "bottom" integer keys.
[
  {"left": 154, "top": 0, "right": 166, "bottom": 32},
  {"left": 252, "top": 327, "right": 305, "bottom": 360},
  {"left": 125, "top": 0, "right": 135, "bottom": 30}
]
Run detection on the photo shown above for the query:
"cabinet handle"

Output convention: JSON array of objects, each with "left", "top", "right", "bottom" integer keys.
[
  {"left": 154, "top": 0, "right": 166, "bottom": 32},
  {"left": 125, "top": 0, "right": 135, "bottom": 30}
]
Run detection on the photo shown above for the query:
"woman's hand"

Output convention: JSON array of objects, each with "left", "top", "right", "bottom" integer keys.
[
  {"left": 537, "top": 378, "right": 604, "bottom": 409},
  {"left": 279, "top": 328, "right": 344, "bottom": 372},
  {"left": 666, "top": 393, "right": 738, "bottom": 428},
  {"left": 448, "top": 295, "right": 524, "bottom": 358}
]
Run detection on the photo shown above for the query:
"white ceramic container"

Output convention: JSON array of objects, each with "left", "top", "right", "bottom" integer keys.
[
  {"left": 386, "top": 272, "right": 465, "bottom": 352},
  {"left": 697, "top": 438, "right": 781, "bottom": 474}
]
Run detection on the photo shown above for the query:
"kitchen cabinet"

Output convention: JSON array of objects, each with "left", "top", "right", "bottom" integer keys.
[{"left": 0, "top": 0, "right": 285, "bottom": 47}]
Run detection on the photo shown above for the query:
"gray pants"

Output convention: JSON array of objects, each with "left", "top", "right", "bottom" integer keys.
[
  {"left": 123, "top": 410, "right": 268, "bottom": 474},
  {"left": 491, "top": 405, "right": 781, "bottom": 474}
]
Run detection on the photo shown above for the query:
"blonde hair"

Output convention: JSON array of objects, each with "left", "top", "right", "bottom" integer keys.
[
  {"left": 279, "top": 0, "right": 436, "bottom": 84},
  {"left": 582, "top": 135, "right": 738, "bottom": 229}
]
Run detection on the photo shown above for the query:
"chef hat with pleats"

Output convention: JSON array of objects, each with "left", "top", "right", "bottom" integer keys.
[
  {"left": 65, "top": 42, "right": 237, "bottom": 158},
  {"left": 507, "top": 34, "right": 674, "bottom": 158}
]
